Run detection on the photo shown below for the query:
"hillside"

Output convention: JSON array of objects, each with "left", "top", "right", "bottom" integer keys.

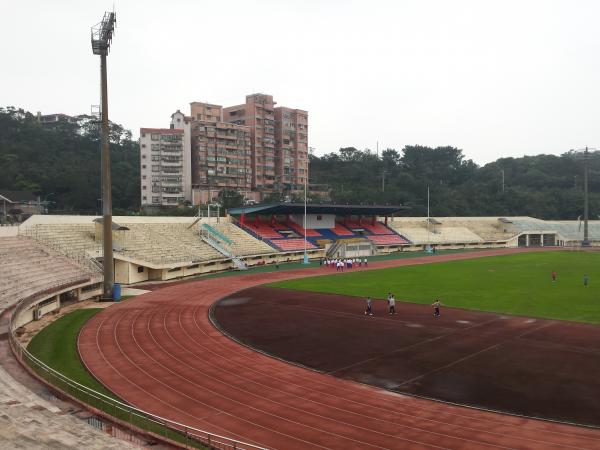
[{"left": 1, "top": 106, "right": 598, "bottom": 219}]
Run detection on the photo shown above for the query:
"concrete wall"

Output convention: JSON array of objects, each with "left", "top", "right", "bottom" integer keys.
[
  {"left": 290, "top": 213, "right": 334, "bottom": 229},
  {"left": 0, "top": 226, "right": 18, "bottom": 237},
  {"left": 115, "top": 259, "right": 151, "bottom": 284}
]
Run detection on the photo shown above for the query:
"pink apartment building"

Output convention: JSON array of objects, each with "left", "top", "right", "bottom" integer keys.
[{"left": 140, "top": 93, "right": 308, "bottom": 207}]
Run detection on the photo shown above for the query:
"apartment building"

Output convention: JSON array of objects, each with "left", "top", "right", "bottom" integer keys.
[
  {"left": 223, "top": 94, "right": 278, "bottom": 193},
  {"left": 189, "top": 102, "right": 255, "bottom": 205},
  {"left": 274, "top": 106, "right": 309, "bottom": 191},
  {"left": 140, "top": 93, "right": 307, "bottom": 207},
  {"left": 139, "top": 117, "right": 192, "bottom": 207}
]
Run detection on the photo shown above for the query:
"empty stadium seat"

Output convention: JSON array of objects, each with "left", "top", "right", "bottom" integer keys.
[
  {"left": 270, "top": 239, "right": 317, "bottom": 251},
  {"left": 367, "top": 235, "right": 409, "bottom": 245}
]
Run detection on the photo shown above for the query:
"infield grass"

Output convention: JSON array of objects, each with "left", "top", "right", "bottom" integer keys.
[{"left": 268, "top": 251, "right": 600, "bottom": 324}]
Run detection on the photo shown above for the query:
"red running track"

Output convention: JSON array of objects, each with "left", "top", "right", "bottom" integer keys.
[{"left": 79, "top": 249, "right": 600, "bottom": 449}]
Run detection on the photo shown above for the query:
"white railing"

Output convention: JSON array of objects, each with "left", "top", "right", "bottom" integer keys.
[{"left": 7, "top": 280, "right": 266, "bottom": 450}]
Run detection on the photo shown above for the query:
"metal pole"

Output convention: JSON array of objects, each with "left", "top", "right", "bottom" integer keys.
[
  {"left": 100, "top": 52, "right": 114, "bottom": 298},
  {"left": 427, "top": 186, "right": 431, "bottom": 252},
  {"left": 303, "top": 175, "right": 308, "bottom": 264},
  {"left": 583, "top": 147, "right": 590, "bottom": 246}
]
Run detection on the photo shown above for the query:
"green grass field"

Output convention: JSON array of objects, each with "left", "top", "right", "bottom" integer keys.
[
  {"left": 269, "top": 251, "right": 600, "bottom": 324},
  {"left": 27, "top": 308, "right": 116, "bottom": 398}
]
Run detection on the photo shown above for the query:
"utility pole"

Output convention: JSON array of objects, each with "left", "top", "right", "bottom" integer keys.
[
  {"left": 91, "top": 11, "right": 116, "bottom": 299},
  {"left": 583, "top": 147, "right": 590, "bottom": 246}
]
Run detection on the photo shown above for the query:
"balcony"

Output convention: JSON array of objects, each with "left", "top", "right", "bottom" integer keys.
[{"left": 161, "top": 159, "right": 182, "bottom": 165}]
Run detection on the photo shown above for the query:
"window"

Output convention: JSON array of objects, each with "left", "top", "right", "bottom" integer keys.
[
  {"left": 142, "top": 164, "right": 146, "bottom": 169},
  {"left": 137, "top": 266, "right": 145, "bottom": 273},
  {"left": 152, "top": 196, "right": 160, "bottom": 203},
  {"left": 142, "top": 196, "right": 147, "bottom": 201},
  {"left": 142, "top": 154, "right": 146, "bottom": 159},
  {"left": 141, "top": 144, "right": 146, "bottom": 148},
  {"left": 151, "top": 134, "right": 159, "bottom": 141},
  {"left": 142, "top": 175, "right": 147, "bottom": 180},
  {"left": 142, "top": 186, "right": 147, "bottom": 190},
  {"left": 152, "top": 165, "right": 160, "bottom": 172}
]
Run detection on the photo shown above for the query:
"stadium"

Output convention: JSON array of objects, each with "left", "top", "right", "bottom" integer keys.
[{"left": 2, "top": 205, "right": 600, "bottom": 449}]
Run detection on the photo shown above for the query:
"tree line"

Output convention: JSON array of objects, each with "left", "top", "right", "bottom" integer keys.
[
  {"left": 1, "top": 106, "right": 598, "bottom": 219},
  {"left": 309, "top": 146, "right": 600, "bottom": 219}
]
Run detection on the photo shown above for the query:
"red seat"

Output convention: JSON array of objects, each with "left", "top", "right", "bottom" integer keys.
[
  {"left": 247, "top": 224, "right": 282, "bottom": 239},
  {"left": 286, "top": 221, "right": 321, "bottom": 237},
  {"left": 270, "top": 239, "right": 317, "bottom": 251},
  {"left": 362, "top": 222, "right": 394, "bottom": 235},
  {"left": 331, "top": 224, "right": 354, "bottom": 236}
]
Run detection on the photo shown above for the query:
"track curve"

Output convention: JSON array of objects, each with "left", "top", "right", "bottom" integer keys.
[{"left": 79, "top": 249, "right": 600, "bottom": 449}]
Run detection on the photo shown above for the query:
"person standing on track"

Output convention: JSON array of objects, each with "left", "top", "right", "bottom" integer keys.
[
  {"left": 388, "top": 294, "right": 396, "bottom": 314},
  {"left": 432, "top": 299, "right": 443, "bottom": 318},
  {"left": 584, "top": 274, "right": 589, "bottom": 287},
  {"left": 551, "top": 271, "right": 557, "bottom": 282},
  {"left": 365, "top": 297, "right": 374, "bottom": 316}
]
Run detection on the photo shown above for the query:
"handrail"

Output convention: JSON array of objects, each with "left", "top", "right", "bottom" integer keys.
[
  {"left": 7, "top": 278, "right": 266, "bottom": 450},
  {"left": 201, "top": 223, "right": 233, "bottom": 246}
]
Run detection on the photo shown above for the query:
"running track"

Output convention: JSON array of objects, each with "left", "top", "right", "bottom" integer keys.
[{"left": 79, "top": 249, "right": 600, "bottom": 449}]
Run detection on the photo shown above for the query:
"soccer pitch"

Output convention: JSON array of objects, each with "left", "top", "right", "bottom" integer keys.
[{"left": 269, "top": 251, "right": 600, "bottom": 324}]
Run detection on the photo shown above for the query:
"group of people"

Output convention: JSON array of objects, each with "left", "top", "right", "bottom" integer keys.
[
  {"left": 322, "top": 257, "right": 368, "bottom": 271},
  {"left": 365, "top": 295, "right": 442, "bottom": 317}
]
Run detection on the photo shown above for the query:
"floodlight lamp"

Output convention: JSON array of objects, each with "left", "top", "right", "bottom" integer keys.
[{"left": 91, "top": 11, "right": 116, "bottom": 55}]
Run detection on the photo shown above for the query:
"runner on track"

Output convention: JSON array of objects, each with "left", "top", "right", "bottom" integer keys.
[
  {"left": 432, "top": 299, "right": 443, "bottom": 318},
  {"left": 365, "top": 297, "right": 374, "bottom": 316}
]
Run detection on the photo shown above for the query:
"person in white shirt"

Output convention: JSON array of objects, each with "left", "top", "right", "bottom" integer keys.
[{"left": 388, "top": 294, "right": 396, "bottom": 314}]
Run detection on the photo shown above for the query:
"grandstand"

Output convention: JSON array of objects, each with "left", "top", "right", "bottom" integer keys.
[
  {"left": 230, "top": 203, "right": 412, "bottom": 255},
  {"left": 211, "top": 222, "right": 280, "bottom": 256},
  {"left": 388, "top": 220, "right": 484, "bottom": 246},
  {"left": 19, "top": 215, "right": 325, "bottom": 283},
  {"left": 13, "top": 211, "right": 600, "bottom": 288},
  {"left": 0, "top": 236, "right": 101, "bottom": 324},
  {"left": 0, "top": 236, "right": 132, "bottom": 449}
]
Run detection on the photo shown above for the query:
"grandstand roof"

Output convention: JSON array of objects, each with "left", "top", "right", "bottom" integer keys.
[{"left": 228, "top": 203, "right": 408, "bottom": 216}]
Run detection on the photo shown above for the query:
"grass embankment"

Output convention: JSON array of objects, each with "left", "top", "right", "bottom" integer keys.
[
  {"left": 27, "top": 308, "right": 207, "bottom": 448},
  {"left": 269, "top": 251, "right": 600, "bottom": 323}
]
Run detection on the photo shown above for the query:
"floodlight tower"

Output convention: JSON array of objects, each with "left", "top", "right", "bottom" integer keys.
[{"left": 91, "top": 11, "right": 116, "bottom": 299}]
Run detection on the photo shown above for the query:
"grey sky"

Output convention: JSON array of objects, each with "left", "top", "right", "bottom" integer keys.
[{"left": 2, "top": 0, "right": 600, "bottom": 164}]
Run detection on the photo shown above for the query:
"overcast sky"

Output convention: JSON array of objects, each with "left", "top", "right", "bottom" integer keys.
[{"left": 2, "top": 0, "right": 600, "bottom": 164}]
